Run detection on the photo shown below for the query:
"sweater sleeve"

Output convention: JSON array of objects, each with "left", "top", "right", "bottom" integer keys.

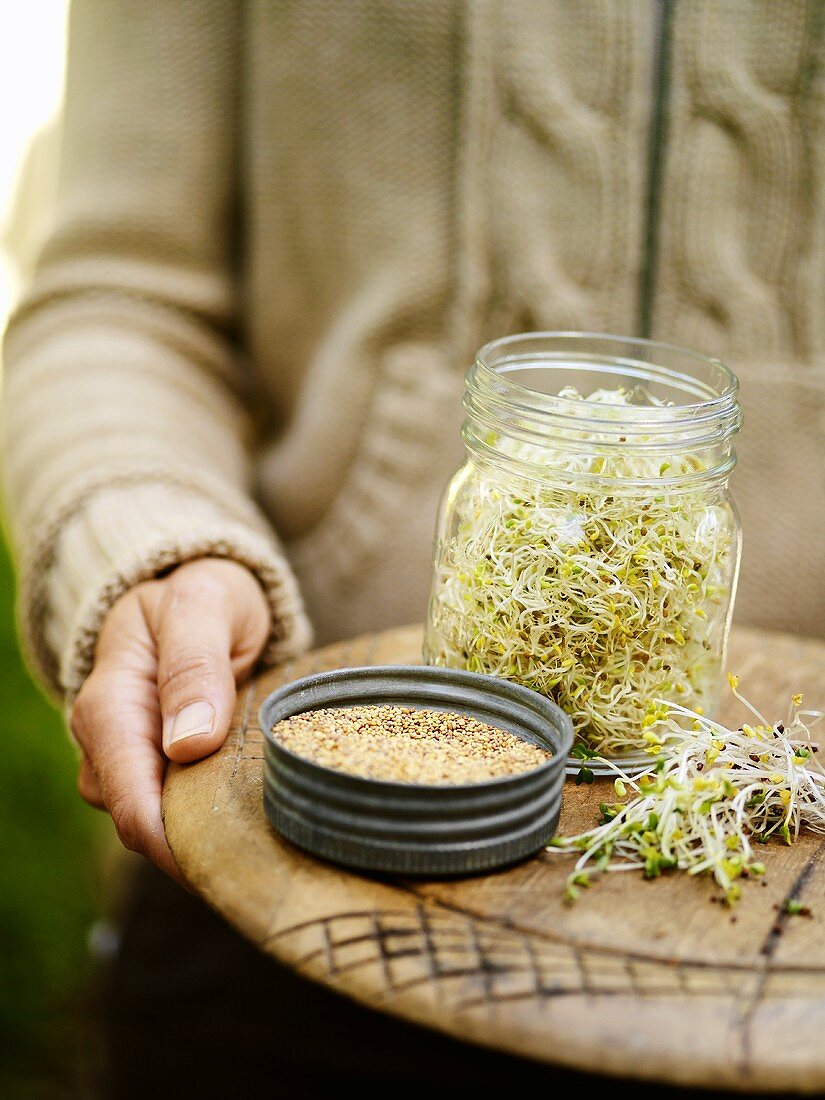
[{"left": 1, "top": 0, "right": 311, "bottom": 698}]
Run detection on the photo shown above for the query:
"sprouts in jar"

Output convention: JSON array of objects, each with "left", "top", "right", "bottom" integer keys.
[{"left": 424, "top": 333, "right": 742, "bottom": 761}]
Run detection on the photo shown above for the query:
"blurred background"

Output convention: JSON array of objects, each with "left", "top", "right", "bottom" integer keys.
[{"left": 1, "top": 4, "right": 110, "bottom": 1094}]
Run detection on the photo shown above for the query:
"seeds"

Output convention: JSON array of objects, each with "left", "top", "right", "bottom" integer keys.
[{"left": 272, "top": 704, "right": 551, "bottom": 785}]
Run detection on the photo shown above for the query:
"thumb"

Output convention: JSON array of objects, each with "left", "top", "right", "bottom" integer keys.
[{"left": 153, "top": 564, "right": 263, "bottom": 764}]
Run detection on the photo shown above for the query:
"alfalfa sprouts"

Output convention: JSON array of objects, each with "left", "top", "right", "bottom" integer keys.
[
  {"left": 549, "top": 680, "right": 825, "bottom": 904},
  {"left": 425, "top": 387, "right": 738, "bottom": 755}
]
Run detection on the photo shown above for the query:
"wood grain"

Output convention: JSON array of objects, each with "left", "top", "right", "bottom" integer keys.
[{"left": 162, "top": 625, "right": 825, "bottom": 1092}]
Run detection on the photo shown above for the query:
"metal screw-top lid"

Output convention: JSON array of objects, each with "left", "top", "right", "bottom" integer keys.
[{"left": 260, "top": 665, "right": 573, "bottom": 876}]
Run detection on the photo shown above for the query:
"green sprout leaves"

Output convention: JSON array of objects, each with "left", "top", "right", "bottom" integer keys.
[
  {"left": 783, "top": 898, "right": 812, "bottom": 917},
  {"left": 571, "top": 743, "right": 598, "bottom": 785},
  {"left": 551, "top": 688, "right": 824, "bottom": 905}
]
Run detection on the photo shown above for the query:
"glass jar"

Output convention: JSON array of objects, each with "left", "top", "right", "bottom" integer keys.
[{"left": 424, "top": 333, "right": 742, "bottom": 763}]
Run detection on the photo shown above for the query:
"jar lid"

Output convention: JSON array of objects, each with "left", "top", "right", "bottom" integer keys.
[{"left": 260, "top": 665, "right": 573, "bottom": 876}]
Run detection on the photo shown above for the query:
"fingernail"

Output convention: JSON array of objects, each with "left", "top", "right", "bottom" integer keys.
[{"left": 165, "top": 700, "right": 215, "bottom": 747}]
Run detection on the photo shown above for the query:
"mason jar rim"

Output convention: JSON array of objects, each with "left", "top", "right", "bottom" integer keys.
[
  {"left": 474, "top": 331, "right": 739, "bottom": 419},
  {"left": 463, "top": 331, "right": 742, "bottom": 489}
]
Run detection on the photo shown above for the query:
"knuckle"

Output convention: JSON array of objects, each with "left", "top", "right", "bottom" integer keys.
[
  {"left": 158, "top": 646, "right": 219, "bottom": 695},
  {"left": 70, "top": 678, "right": 103, "bottom": 741},
  {"left": 108, "top": 796, "right": 142, "bottom": 854},
  {"left": 98, "top": 585, "right": 148, "bottom": 645},
  {"left": 69, "top": 701, "right": 85, "bottom": 742},
  {"left": 168, "top": 564, "right": 229, "bottom": 607},
  {"left": 77, "top": 769, "right": 102, "bottom": 809}
]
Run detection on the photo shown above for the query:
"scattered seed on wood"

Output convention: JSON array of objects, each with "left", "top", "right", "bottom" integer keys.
[
  {"left": 783, "top": 898, "right": 813, "bottom": 917},
  {"left": 272, "top": 704, "right": 552, "bottom": 785}
]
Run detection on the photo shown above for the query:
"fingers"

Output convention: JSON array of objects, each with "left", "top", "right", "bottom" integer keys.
[
  {"left": 71, "top": 664, "right": 188, "bottom": 888},
  {"left": 153, "top": 578, "right": 237, "bottom": 763},
  {"left": 151, "top": 561, "right": 269, "bottom": 764},
  {"left": 69, "top": 559, "right": 269, "bottom": 888}
]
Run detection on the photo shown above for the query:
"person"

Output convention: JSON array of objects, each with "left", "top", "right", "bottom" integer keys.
[{"left": 3, "top": 0, "right": 824, "bottom": 1092}]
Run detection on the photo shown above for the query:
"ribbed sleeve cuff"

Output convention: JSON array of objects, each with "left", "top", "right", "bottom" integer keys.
[{"left": 23, "top": 482, "right": 312, "bottom": 698}]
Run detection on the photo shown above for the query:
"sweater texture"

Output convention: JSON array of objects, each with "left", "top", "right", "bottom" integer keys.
[{"left": 4, "top": 0, "right": 825, "bottom": 698}]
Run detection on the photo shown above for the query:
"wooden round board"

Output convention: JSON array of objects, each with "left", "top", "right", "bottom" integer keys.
[{"left": 162, "top": 625, "right": 825, "bottom": 1092}]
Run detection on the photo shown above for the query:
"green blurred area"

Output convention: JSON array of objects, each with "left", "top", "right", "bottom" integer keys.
[{"left": 0, "top": 531, "right": 107, "bottom": 1092}]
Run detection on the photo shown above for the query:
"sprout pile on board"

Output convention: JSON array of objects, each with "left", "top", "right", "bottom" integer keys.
[{"left": 551, "top": 678, "right": 825, "bottom": 905}]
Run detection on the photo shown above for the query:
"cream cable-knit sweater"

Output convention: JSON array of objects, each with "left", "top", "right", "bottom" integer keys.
[{"left": 4, "top": 0, "right": 825, "bottom": 699}]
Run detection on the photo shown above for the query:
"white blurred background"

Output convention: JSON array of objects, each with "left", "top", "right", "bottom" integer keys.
[
  {"left": 0, "top": 9, "right": 108, "bottom": 1096},
  {"left": 0, "top": 0, "right": 68, "bottom": 333}
]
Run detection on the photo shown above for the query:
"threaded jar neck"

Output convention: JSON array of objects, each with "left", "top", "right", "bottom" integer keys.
[{"left": 463, "top": 332, "right": 742, "bottom": 491}]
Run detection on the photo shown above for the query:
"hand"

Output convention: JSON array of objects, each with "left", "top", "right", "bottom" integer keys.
[{"left": 70, "top": 558, "right": 270, "bottom": 885}]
